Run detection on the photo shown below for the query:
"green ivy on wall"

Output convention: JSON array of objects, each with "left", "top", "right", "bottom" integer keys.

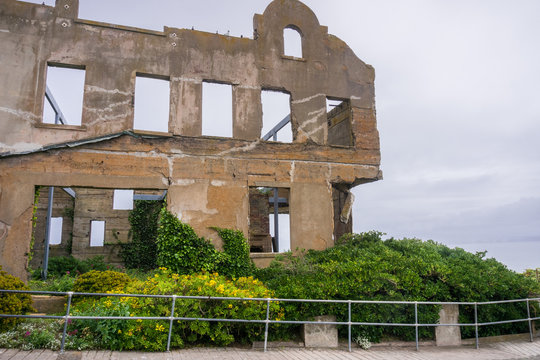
[{"left": 120, "top": 200, "right": 163, "bottom": 270}]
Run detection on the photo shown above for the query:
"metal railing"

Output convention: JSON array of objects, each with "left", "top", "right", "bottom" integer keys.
[{"left": 0, "top": 289, "right": 538, "bottom": 353}]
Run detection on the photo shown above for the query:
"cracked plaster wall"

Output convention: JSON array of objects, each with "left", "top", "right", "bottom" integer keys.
[{"left": 0, "top": 0, "right": 381, "bottom": 280}]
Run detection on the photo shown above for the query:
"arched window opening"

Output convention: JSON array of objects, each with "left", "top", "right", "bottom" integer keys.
[{"left": 283, "top": 27, "right": 302, "bottom": 58}]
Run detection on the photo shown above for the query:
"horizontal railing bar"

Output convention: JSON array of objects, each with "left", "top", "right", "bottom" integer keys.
[
  {"left": 477, "top": 298, "right": 540, "bottom": 305},
  {"left": 2, "top": 312, "right": 532, "bottom": 329},
  {"left": 2, "top": 289, "right": 538, "bottom": 306},
  {"left": 478, "top": 318, "right": 531, "bottom": 326},
  {"left": 0, "top": 314, "right": 65, "bottom": 319}
]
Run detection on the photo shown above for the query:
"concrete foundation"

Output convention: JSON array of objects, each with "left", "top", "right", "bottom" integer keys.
[
  {"left": 436, "top": 304, "right": 462, "bottom": 346},
  {"left": 303, "top": 315, "right": 338, "bottom": 348}
]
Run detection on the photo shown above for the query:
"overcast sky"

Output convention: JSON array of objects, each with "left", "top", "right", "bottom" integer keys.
[{"left": 31, "top": 0, "right": 540, "bottom": 272}]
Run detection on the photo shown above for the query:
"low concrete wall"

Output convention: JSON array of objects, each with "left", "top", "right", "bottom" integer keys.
[{"left": 31, "top": 295, "right": 66, "bottom": 314}]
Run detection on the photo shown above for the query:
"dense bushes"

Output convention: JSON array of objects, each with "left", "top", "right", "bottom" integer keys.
[
  {"left": 73, "top": 270, "right": 131, "bottom": 294},
  {"left": 257, "top": 231, "right": 540, "bottom": 342},
  {"left": 69, "top": 268, "right": 283, "bottom": 351},
  {"left": 18, "top": 224, "right": 540, "bottom": 348},
  {"left": 156, "top": 208, "right": 254, "bottom": 278},
  {"left": 0, "top": 267, "right": 34, "bottom": 330},
  {"left": 32, "top": 255, "right": 109, "bottom": 279},
  {"left": 156, "top": 208, "right": 220, "bottom": 274}
]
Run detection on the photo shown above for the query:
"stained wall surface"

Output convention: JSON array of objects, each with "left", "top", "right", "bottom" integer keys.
[{"left": 0, "top": 0, "right": 381, "bottom": 280}]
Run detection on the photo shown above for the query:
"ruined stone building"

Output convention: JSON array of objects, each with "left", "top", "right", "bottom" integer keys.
[{"left": 0, "top": 0, "right": 381, "bottom": 280}]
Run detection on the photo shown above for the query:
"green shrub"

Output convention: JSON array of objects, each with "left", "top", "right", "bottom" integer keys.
[
  {"left": 0, "top": 267, "right": 35, "bottom": 330},
  {"left": 73, "top": 270, "right": 131, "bottom": 294},
  {"left": 156, "top": 208, "right": 255, "bottom": 278},
  {"left": 121, "top": 200, "right": 163, "bottom": 270},
  {"left": 29, "top": 274, "right": 75, "bottom": 292},
  {"left": 69, "top": 268, "right": 283, "bottom": 351},
  {"left": 156, "top": 207, "right": 220, "bottom": 274},
  {"left": 257, "top": 232, "right": 540, "bottom": 342},
  {"left": 33, "top": 255, "right": 110, "bottom": 279}
]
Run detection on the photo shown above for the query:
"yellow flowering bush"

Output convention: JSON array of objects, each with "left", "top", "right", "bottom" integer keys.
[
  {"left": 0, "top": 267, "right": 35, "bottom": 330},
  {"left": 68, "top": 268, "right": 283, "bottom": 351},
  {"left": 73, "top": 270, "right": 131, "bottom": 294}
]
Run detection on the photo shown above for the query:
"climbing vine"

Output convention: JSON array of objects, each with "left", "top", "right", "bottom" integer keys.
[
  {"left": 120, "top": 200, "right": 163, "bottom": 270},
  {"left": 156, "top": 208, "right": 254, "bottom": 278},
  {"left": 27, "top": 186, "right": 41, "bottom": 267}
]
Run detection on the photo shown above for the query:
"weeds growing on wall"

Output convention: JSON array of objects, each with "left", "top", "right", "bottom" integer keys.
[{"left": 27, "top": 186, "right": 40, "bottom": 267}]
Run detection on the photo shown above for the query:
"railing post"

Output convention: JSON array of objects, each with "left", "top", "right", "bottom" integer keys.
[
  {"left": 60, "top": 292, "right": 73, "bottom": 353},
  {"left": 414, "top": 302, "right": 419, "bottom": 351},
  {"left": 264, "top": 299, "right": 271, "bottom": 352},
  {"left": 527, "top": 299, "right": 533, "bottom": 342},
  {"left": 166, "top": 295, "right": 177, "bottom": 352},
  {"left": 348, "top": 300, "right": 352, "bottom": 352},
  {"left": 474, "top": 302, "right": 479, "bottom": 349}
]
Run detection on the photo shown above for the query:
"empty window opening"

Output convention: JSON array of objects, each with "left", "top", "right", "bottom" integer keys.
[
  {"left": 43, "top": 65, "right": 85, "bottom": 126},
  {"left": 48, "top": 217, "right": 63, "bottom": 245},
  {"left": 261, "top": 90, "right": 292, "bottom": 143},
  {"left": 248, "top": 187, "right": 290, "bottom": 253},
  {"left": 327, "top": 97, "right": 353, "bottom": 146},
  {"left": 90, "top": 220, "right": 105, "bottom": 247},
  {"left": 134, "top": 75, "right": 170, "bottom": 132},
  {"left": 202, "top": 82, "right": 233, "bottom": 137},
  {"left": 283, "top": 27, "right": 303, "bottom": 58},
  {"left": 113, "top": 189, "right": 134, "bottom": 210}
]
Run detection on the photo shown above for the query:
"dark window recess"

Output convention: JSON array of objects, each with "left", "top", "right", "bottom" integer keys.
[
  {"left": 327, "top": 98, "right": 353, "bottom": 146},
  {"left": 248, "top": 187, "right": 290, "bottom": 253}
]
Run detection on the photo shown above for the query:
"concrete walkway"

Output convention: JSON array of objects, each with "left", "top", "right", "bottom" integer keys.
[{"left": 2, "top": 340, "right": 540, "bottom": 360}]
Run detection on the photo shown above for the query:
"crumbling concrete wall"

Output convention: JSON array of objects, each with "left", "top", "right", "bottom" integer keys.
[
  {"left": 70, "top": 188, "right": 130, "bottom": 266},
  {"left": 0, "top": 0, "right": 381, "bottom": 280}
]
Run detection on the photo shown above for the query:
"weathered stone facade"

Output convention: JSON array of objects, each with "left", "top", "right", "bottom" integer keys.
[{"left": 0, "top": 0, "right": 381, "bottom": 280}]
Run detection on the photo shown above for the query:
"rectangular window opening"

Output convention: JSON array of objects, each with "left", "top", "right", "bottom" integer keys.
[
  {"left": 248, "top": 187, "right": 290, "bottom": 253},
  {"left": 327, "top": 97, "right": 353, "bottom": 146},
  {"left": 90, "top": 220, "right": 105, "bottom": 247},
  {"left": 134, "top": 75, "right": 170, "bottom": 133},
  {"left": 113, "top": 189, "right": 134, "bottom": 210},
  {"left": 48, "top": 217, "right": 63, "bottom": 245},
  {"left": 43, "top": 64, "right": 85, "bottom": 126},
  {"left": 202, "top": 81, "right": 233, "bottom": 137},
  {"left": 261, "top": 90, "right": 292, "bottom": 143}
]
